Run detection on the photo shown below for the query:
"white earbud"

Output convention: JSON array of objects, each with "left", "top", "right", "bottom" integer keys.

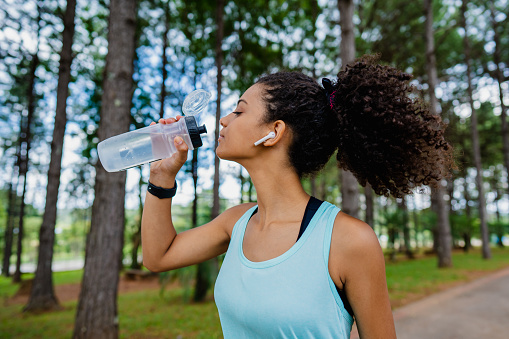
[{"left": 254, "top": 132, "right": 276, "bottom": 146}]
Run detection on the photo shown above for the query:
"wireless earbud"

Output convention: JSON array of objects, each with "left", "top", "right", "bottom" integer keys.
[{"left": 254, "top": 132, "right": 276, "bottom": 146}]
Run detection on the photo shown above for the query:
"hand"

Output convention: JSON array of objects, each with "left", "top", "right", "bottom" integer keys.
[{"left": 149, "top": 116, "right": 189, "bottom": 187}]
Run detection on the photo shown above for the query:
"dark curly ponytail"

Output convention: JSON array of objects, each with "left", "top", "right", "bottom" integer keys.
[
  {"left": 330, "top": 55, "right": 453, "bottom": 197},
  {"left": 256, "top": 55, "right": 454, "bottom": 198}
]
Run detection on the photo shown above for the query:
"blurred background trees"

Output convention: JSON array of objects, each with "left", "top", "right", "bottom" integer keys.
[{"left": 0, "top": 0, "right": 508, "bottom": 336}]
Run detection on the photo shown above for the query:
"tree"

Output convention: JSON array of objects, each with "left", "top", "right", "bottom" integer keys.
[
  {"left": 460, "top": 0, "right": 491, "bottom": 259},
  {"left": 337, "top": 0, "right": 360, "bottom": 218},
  {"left": 212, "top": 0, "right": 225, "bottom": 221},
  {"left": 424, "top": 0, "right": 452, "bottom": 268},
  {"left": 488, "top": 2, "right": 509, "bottom": 194},
  {"left": 73, "top": 0, "right": 137, "bottom": 337},
  {"left": 24, "top": 0, "right": 77, "bottom": 312}
]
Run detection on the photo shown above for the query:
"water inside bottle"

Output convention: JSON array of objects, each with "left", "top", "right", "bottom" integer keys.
[{"left": 99, "top": 129, "right": 193, "bottom": 172}]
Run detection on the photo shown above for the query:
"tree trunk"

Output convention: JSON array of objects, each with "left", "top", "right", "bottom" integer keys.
[
  {"left": 212, "top": 0, "right": 225, "bottom": 220},
  {"left": 424, "top": 0, "right": 452, "bottom": 268},
  {"left": 130, "top": 169, "right": 143, "bottom": 270},
  {"left": 239, "top": 167, "right": 245, "bottom": 204},
  {"left": 191, "top": 147, "right": 211, "bottom": 302},
  {"left": 410, "top": 195, "right": 420, "bottom": 249},
  {"left": 489, "top": 4, "right": 509, "bottom": 195},
  {"left": 13, "top": 51, "right": 40, "bottom": 283},
  {"left": 248, "top": 177, "right": 254, "bottom": 202},
  {"left": 159, "top": 2, "right": 170, "bottom": 120},
  {"left": 364, "top": 183, "right": 374, "bottom": 228},
  {"left": 2, "top": 180, "right": 17, "bottom": 277},
  {"left": 398, "top": 197, "right": 414, "bottom": 259},
  {"left": 13, "top": 175, "right": 27, "bottom": 283},
  {"left": 73, "top": 1, "right": 136, "bottom": 337},
  {"left": 463, "top": 177, "right": 472, "bottom": 252},
  {"left": 193, "top": 0, "right": 225, "bottom": 303},
  {"left": 25, "top": 0, "right": 76, "bottom": 312},
  {"left": 337, "top": 0, "right": 359, "bottom": 218},
  {"left": 461, "top": 0, "right": 491, "bottom": 259}
]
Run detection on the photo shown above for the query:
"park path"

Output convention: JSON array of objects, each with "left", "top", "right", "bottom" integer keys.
[{"left": 351, "top": 266, "right": 509, "bottom": 339}]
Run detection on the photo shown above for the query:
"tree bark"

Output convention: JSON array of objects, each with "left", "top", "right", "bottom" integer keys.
[
  {"left": 364, "top": 183, "right": 374, "bottom": 228},
  {"left": 461, "top": 0, "right": 491, "bottom": 259},
  {"left": 212, "top": 0, "right": 225, "bottom": 220},
  {"left": 73, "top": 0, "right": 136, "bottom": 337},
  {"left": 489, "top": 4, "right": 509, "bottom": 195},
  {"left": 193, "top": 0, "right": 225, "bottom": 303},
  {"left": 25, "top": 0, "right": 76, "bottom": 312},
  {"left": 2, "top": 180, "right": 17, "bottom": 277},
  {"left": 159, "top": 2, "right": 170, "bottom": 120},
  {"left": 463, "top": 177, "right": 472, "bottom": 252},
  {"left": 13, "top": 51, "right": 39, "bottom": 283},
  {"left": 191, "top": 147, "right": 211, "bottom": 302},
  {"left": 337, "top": 0, "right": 359, "bottom": 218},
  {"left": 424, "top": 0, "right": 452, "bottom": 268},
  {"left": 130, "top": 169, "right": 143, "bottom": 270},
  {"left": 398, "top": 197, "right": 414, "bottom": 259}
]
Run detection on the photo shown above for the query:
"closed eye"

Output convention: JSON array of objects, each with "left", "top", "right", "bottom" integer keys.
[{"left": 232, "top": 111, "right": 242, "bottom": 115}]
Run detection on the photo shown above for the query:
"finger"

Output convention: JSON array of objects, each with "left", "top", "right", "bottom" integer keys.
[
  {"left": 150, "top": 122, "right": 156, "bottom": 126},
  {"left": 173, "top": 136, "right": 188, "bottom": 162},
  {"left": 163, "top": 118, "right": 177, "bottom": 124}
]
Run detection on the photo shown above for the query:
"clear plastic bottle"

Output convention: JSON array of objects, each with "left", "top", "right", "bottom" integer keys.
[{"left": 97, "top": 90, "right": 210, "bottom": 172}]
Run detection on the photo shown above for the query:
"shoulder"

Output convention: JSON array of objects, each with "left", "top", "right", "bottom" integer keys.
[
  {"left": 330, "top": 211, "right": 385, "bottom": 282},
  {"left": 333, "top": 211, "right": 381, "bottom": 254},
  {"left": 217, "top": 203, "right": 257, "bottom": 236}
]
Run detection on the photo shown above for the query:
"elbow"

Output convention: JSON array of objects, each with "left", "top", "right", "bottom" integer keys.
[{"left": 142, "top": 259, "right": 166, "bottom": 273}]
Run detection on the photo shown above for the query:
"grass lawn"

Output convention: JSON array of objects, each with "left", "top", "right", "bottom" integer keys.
[
  {"left": 0, "top": 247, "right": 508, "bottom": 338},
  {"left": 385, "top": 247, "right": 509, "bottom": 307}
]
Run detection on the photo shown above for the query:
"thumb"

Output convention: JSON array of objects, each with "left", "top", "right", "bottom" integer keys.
[{"left": 173, "top": 136, "right": 188, "bottom": 161}]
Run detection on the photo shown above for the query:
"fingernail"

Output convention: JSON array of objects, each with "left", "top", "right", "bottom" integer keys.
[{"left": 175, "top": 137, "right": 183, "bottom": 145}]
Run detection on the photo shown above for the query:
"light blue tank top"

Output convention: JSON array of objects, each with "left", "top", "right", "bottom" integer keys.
[{"left": 214, "top": 202, "right": 354, "bottom": 338}]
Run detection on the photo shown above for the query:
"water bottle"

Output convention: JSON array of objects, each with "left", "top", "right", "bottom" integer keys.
[{"left": 97, "top": 90, "right": 210, "bottom": 172}]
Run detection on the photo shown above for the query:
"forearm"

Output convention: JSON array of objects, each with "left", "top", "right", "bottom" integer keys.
[{"left": 141, "top": 175, "right": 177, "bottom": 272}]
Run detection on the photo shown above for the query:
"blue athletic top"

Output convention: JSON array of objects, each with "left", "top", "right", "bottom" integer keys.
[{"left": 214, "top": 201, "right": 354, "bottom": 338}]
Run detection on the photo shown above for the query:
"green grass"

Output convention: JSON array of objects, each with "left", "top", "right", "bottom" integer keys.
[
  {"left": 0, "top": 288, "right": 222, "bottom": 339},
  {"left": 0, "top": 247, "right": 508, "bottom": 338},
  {"left": 385, "top": 247, "right": 509, "bottom": 306}
]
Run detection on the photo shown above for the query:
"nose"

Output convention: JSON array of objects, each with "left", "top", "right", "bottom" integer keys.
[{"left": 220, "top": 112, "right": 232, "bottom": 128}]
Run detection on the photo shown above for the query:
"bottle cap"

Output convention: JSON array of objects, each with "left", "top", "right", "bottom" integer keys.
[
  {"left": 184, "top": 116, "right": 207, "bottom": 148},
  {"left": 182, "top": 89, "right": 211, "bottom": 116}
]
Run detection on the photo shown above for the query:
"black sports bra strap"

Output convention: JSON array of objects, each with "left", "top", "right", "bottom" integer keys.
[{"left": 296, "top": 196, "right": 323, "bottom": 241}]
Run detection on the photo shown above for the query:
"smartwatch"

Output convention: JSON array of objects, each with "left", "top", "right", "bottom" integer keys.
[{"left": 147, "top": 181, "right": 177, "bottom": 199}]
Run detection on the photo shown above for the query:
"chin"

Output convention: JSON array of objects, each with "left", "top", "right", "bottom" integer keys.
[
  {"left": 215, "top": 146, "right": 228, "bottom": 160},
  {"left": 216, "top": 147, "right": 239, "bottom": 163}
]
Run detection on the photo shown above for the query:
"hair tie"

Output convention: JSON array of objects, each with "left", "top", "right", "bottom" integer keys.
[{"left": 322, "top": 78, "right": 336, "bottom": 109}]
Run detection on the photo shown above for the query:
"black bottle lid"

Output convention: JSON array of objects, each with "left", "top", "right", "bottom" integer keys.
[{"left": 184, "top": 116, "right": 207, "bottom": 149}]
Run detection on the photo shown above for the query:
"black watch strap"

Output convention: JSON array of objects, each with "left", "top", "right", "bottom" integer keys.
[{"left": 147, "top": 181, "right": 177, "bottom": 199}]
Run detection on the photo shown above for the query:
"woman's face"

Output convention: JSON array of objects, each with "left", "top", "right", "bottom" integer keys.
[{"left": 216, "top": 83, "right": 272, "bottom": 162}]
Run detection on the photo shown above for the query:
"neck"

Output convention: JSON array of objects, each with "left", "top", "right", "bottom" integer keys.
[{"left": 243, "top": 160, "right": 310, "bottom": 225}]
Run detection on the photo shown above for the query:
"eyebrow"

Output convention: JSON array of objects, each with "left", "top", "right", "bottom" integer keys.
[{"left": 237, "top": 99, "right": 248, "bottom": 105}]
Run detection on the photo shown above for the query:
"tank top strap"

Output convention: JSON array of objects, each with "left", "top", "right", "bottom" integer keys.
[
  {"left": 321, "top": 203, "right": 354, "bottom": 325},
  {"left": 230, "top": 205, "right": 258, "bottom": 245}
]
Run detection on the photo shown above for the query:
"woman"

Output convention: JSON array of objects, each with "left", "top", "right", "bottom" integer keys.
[{"left": 141, "top": 55, "right": 453, "bottom": 338}]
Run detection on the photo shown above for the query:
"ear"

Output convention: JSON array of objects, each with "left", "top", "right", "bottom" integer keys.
[{"left": 262, "top": 120, "right": 287, "bottom": 147}]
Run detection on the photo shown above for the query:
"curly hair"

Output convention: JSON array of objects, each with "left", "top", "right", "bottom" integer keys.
[{"left": 256, "top": 55, "right": 454, "bottom": 198}]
